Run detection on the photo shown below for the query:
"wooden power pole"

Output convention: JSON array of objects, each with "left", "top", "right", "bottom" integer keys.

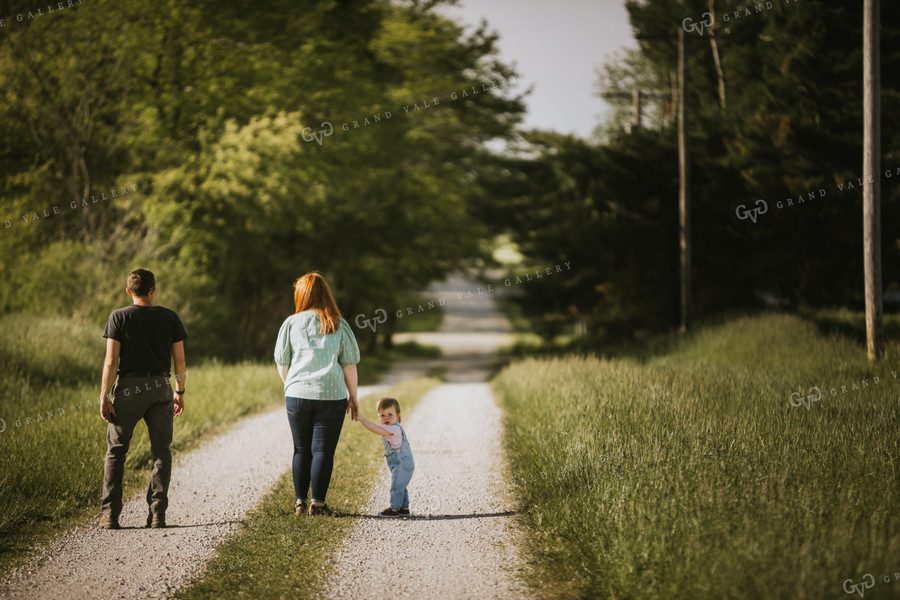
[
  {"left": 678, "top": 25, "right": 691, "bottom": 333},
  {"left": 863, "top": 0, "right": 884, "bottom": 362},
  {"left": 601, "top": 89, "right": 668, "bottom": 130}
]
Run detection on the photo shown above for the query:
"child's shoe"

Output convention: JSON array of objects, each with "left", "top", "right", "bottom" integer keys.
[{"left": 378, "top": 508, "right": 402, "bottom": 518}]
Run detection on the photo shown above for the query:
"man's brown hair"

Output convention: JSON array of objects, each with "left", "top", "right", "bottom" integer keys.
[{"left": 127, "top": 269, "right": 156, "bottom": 297}]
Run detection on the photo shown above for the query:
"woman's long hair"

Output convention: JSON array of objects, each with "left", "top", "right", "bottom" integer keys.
[{"left": 293, "top": 272, "right": 343, "bottom": 334}]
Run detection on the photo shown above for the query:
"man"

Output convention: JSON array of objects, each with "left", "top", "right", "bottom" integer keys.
[{"left": 98, "top": 269, "right": 187, "bottom": 530}]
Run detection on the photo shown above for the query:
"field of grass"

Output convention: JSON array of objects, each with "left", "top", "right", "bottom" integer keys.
[
  {"left": 800, "top": 306, "right": 900, "bottom": 343},
  {"left": 0, "top": 315, "right": 288, "bottom": 571},
  {"left": 0, "top": 313, "right": 430, "bottom": 575},
  {"left": 177, "top": 377, "right": 441, "bottom": 600},
  {"left": 394, "top": 294, "right": 445, "bottom": 333},
  {"left": 493, "top": 314, "right": 900, "bottom": 600},
  {"left": 356, "top": 340, "right": 441, "bottom": 383}
]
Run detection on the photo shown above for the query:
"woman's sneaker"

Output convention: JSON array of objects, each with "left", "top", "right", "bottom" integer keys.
[{"left": 378, "top": 508, "right": 402, "bottom": 518}]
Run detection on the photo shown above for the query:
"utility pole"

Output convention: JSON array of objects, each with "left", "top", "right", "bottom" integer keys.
[
  {"left": 678, "top": 25, "right": 691, "bottom": 333},
  {"left": 629, "top": 15, "right": 691, "bottom": 333},
  {"left": 601, "top": 89, "right": 668, "bottom": 130},
  {"left": 863, "top": 0, "right": 884, "bottom": 361},
  {"left": 633, "top": 89, "right": 641, "bottom": 129}
]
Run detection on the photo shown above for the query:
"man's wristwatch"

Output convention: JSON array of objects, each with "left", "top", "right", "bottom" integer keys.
[{"left": 175, "top": 390, "right": 185, "bottom": 395}]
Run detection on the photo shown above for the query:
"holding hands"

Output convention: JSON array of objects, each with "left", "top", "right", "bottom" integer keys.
[
  {"left": 342, "top": 364, "right": 358, "bottom": 421},
  {"left": 347, "top": 396, "right": 359, "bottom": 421}
]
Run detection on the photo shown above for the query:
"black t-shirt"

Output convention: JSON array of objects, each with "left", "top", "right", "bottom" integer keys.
[{"left": 103, "top": 305, "right": 187, "bottom": 374}]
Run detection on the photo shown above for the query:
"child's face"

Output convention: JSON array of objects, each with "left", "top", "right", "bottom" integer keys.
[{"left": 378, "top": 406, "right": 398, "bottom": 426}]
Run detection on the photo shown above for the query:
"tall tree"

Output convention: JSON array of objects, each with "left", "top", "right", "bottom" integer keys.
[{"left": 0, "top": 0, "right": 526, "bottom": 358}]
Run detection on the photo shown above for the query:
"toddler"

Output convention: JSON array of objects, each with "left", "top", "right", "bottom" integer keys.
[{"left": 356, "top": 397, "right": 415, "bottom": 517}]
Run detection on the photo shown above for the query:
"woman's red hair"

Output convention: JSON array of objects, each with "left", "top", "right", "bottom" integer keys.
[{"left": 293, "top": 272, "right": 343, "bottom": 334}]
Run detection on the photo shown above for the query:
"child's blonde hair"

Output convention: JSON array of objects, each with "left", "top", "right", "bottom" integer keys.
[{"left": 376, "top": 397, "right": 401, "bottom": 423}]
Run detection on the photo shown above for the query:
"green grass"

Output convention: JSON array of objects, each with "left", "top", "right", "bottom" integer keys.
[
  {"left": 394, "top": 294, "right": 445, "bottom": 332},
  {"left": 356, "top": 340, "right": 442, "bottom": 383},
  {"left": 495, "top": 295, "right": 533, "bottom": 333},
  {"left": 493, "top": 313, "right": 900, "bottom": 600},
  {"left": 0, "top": 313, "right": 429, "bottom": 576},
  {"left": 177, "top": 377, "right": 441, "bottom": 600},
  {"left": 0, "top": 315, "right": 286, "bottom": 573},
  {"left": 800, "top": 306, "right": 900, "bottom": 343}
]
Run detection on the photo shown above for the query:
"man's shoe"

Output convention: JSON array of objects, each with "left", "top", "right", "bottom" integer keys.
[
  {"left": 294, "top": 501, "right": 308, "bottom": 516},
  {"left": 146, "top": 514, "right": 166, "bottom": 528},
  {"left": 399, "top": 508, "right": 410, "bottom": 516},
  {"left": 378, "top": 508, "right": 402, "bottom": 518},
  {"left": 100, "top": 516, "right": 120, "bottom": 529}
]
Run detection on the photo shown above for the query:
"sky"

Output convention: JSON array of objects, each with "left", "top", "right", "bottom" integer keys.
[{"left": 438, "top": 0, "right": 638, "bottom": 139}]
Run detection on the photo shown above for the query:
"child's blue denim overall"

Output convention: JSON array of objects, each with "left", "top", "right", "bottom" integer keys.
[{"left": 383, "top": 424, "right": 415, "bottom": 511}]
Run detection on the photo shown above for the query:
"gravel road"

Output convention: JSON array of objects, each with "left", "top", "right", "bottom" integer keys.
[
  {"left": 323, "top": 274, "right": 527, "bottom": 599},
  {"left": 0, "top": 385, "right": 386, "bottom": 600},
  {"left": 0, "top": 273, "right": 527, "bottom": 600}
]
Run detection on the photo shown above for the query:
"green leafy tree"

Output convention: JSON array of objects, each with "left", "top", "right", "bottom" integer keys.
[{"left": 1, "top": 0, "right": 526, "bottom": 358}]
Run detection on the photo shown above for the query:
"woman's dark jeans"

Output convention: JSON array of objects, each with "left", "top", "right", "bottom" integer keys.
[{"left": 285, "top": 397, "right": 348, "bottom": 503}]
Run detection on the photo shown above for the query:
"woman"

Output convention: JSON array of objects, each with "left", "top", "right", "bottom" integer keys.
[{"left": 274, "top": 272, "right": 360, "bottom": 516}]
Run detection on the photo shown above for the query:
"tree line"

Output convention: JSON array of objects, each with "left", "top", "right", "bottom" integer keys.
[
  {"left": 481, "top": 0, "right": 900, "bottom": 341},
  {"left": 0, "top": 0, "right": 525, "bottom": 358},
  {"left": 2, "top": 0, "right": 899, "bottom": 358}
]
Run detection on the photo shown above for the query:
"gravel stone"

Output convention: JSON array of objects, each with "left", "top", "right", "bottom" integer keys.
[
  {"left": 0, "top": 274, "right": 527, "bottom": 599},
  {"left": 0, "top": 387, "right": 386, "bottom": 600},
  {"left": 323, "top": 274, "right": 528, "bottom": 599}
]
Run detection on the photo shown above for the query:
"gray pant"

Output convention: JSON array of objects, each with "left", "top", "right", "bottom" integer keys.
[{"left": 101, "top": 375, "right": 174, "bottom": 519}]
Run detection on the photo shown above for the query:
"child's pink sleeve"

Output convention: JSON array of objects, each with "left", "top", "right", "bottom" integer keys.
[{"left": 383, "top": 425, "right": 403, "bottom": 449}]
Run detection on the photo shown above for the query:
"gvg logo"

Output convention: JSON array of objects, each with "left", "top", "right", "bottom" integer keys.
[
  {"left": 355, "top": 309, "right": 387, "bottom": 333},
  {"left": 301, "top": 122, "right": 334, "bottom": 146},
  {"left": 735, "top": 199, "right": 768, "bottom": 223},
  {"left": 682, "top": 12, "right": 713, "bottom": 36},
  {"left": 789, "top": 386, "right": 821, "bottom": 410},
  {"left": 844, "top": 574, "right": 875, "bottom": 597}
]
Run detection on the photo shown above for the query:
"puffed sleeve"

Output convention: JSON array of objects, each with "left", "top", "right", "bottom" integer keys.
[
  {"left": 274, "top": 317, "right": 293, "bottom": 366},
  {"left": 337, "top": 319, "right": 361, "bottom": 367}
]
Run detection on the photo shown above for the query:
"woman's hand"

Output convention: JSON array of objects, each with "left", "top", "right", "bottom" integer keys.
[{"left": 347, "top": 396, "right": 358, "bottom": 421}]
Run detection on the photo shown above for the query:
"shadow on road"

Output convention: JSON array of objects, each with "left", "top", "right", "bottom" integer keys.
[
  {"left": 102, "top": 520, "right": 244, "bottom": 530},
  {"left": 336, "top": 510, "right": 518, "bottom": 521}
]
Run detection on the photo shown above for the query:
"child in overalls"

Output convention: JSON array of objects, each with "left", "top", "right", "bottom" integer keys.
[{"left": 356, "top": 397, "right": 414, "bottom": 517}]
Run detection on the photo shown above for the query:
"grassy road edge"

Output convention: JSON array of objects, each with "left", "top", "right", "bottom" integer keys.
[{"left": 176, "top": 377, "right": 442, "bottom": 600}]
